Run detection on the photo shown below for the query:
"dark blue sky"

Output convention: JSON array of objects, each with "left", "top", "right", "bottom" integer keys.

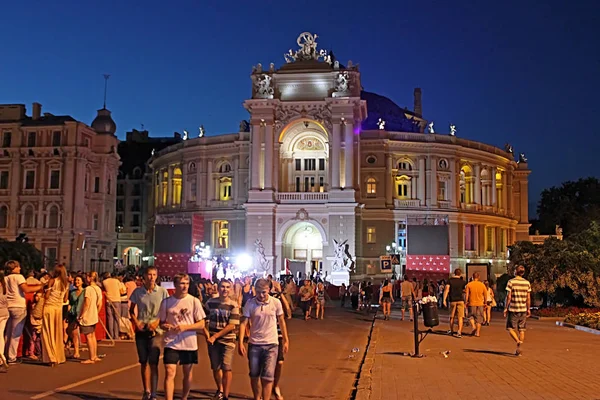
[{"left": 2, "top": 0, "right": 599, "bottom": 214}]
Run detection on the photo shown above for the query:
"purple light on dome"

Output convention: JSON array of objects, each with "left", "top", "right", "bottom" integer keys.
[{"left": 354, "top": 125, "right": 361, "bottom": 135}]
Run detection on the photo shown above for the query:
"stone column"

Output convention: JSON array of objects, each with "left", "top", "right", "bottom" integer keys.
[
  {"left": 330, "top": 122, "right": 341, "bottom": 189},
  {"left": 206, "top": 159, "right": 213, "bottom": 205},
  {"left": 411, "top": 178, "right": 417, "bottom": 199},
  {"left": 474, "top": 164, "right": 481, "bottom": 205},
  {"left": 233, "top": 157, "right": 239, "bottom": 204},
  {"left": 167, "top": 166, "right": 173, "bottom": 206},
  {"left": 385, "top": 154, "right": 393, "bottom": 206},
  {"left": 482, "top": 183, "right": 488, "bottom": 206},
  {"left": 344, "top": 122, "right": 354, "bottom": 188},
  {"left": 504, "top": 172, "right": 510, "bottom": 213},
  {"left": 287, "top": 158, "right": 293, "bottom": 192},
  {"left": 418, "top": 157, "right": 425, "bottom": 205},
  {"left": 264, "top": 123, "right": 274, "bottom": 190},
  {"left": 452, "top": 160, "right": 459, "bottom": 207},
  {"left": 180, "top": 164, "right": 186, "bottom": 205},
  {"left": 273, "top": 142, "right": 279, "bottom": 192},
  {"left": 250, "top": 123, "right": 261, "bottom": 189},
  {"left": 491, "top": 167, "right": 497, "bottom": 206},
  {"left": 196, "top": 166, "right": 202, "bottom": 207},
  {"left": 428, "top": 156, "right": 437, "bottom": 206}
]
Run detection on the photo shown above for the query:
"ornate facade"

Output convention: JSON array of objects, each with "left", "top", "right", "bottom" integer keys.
[
  {"left": 0, "top": 102, "right": 120, "bottom": 271},
  {"left": 149, "top": 33, "right": 531, "bottom": 281}
]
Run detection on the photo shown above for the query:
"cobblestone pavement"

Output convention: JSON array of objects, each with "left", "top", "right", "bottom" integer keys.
[
  {"left": 359, "top": 309, "right": 600, "bottom": 400},
  {"left": 0, "top": 306, "right": 371, "bottom": 399}
]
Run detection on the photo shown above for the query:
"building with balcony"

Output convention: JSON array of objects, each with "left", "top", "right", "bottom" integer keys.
[
  {"left": 148, "top": 33, "right": 531, "bottom": 281},
  {"left": 0, "top": 102, "right": 120, "bottom": 271},
  {"left": 116, "top": 129, "right": 182, "bottom": 266}
]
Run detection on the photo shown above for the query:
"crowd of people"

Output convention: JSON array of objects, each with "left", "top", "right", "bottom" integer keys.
[{"left": 1, "top": 260, "right": 532, "bottom": 398}]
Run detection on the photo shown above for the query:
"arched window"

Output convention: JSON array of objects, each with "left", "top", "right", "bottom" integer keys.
[
  {"left": 172, "top": 167, "right": 182, "bottom": 205},
  {"left": 219, "top": 177, "right": 232, "bottom": 200},
  {"left": 47, "top": 205, "right": 59, "bottom": 228},
  {"left": 460, "top": 166, "right": 474, "bottom": 204},
  {"left": 366, "top": 178, "right": 377, "bottom": 196},
  {"left": 132, "top": 167, "right": 142, "bottom": 179},
  {"left": 0, "top": 206, "right": 8, "bottom": 228},
  {"left": 397, "top": 160, "right": 413, "bottom": 171},
  {"left": 155, "top": 172, "right": 160, "bottom": 207},
  {"left": 219, "top": 163, "right": 231, "bottom": 173},
  {"left": 22, "top": 205, "right": 35, "bottom": 228}
]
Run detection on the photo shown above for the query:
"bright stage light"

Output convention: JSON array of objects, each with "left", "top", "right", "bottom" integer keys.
[{"left": 236, "top": 254, "right": 252, "bottom": 271}]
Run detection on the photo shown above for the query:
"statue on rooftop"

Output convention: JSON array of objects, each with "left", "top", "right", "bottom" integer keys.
[
  {"left": 428, "top": 121, "right": 435, "bottom": 134},
  {"left": 449, "top": 124, "right": 456, "bottom": 136}
]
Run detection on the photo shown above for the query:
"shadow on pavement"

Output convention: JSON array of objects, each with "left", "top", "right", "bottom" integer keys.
[{"left": 463, "top": 349, "right": 516, "bottom": 357}]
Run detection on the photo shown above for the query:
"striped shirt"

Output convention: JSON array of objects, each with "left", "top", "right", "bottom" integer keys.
[
  {"left": 506, "top": 276, "right": 531, "bottom": 313},
  {"left": 205, "top": 297, "right": 240, "bottom": 344}
]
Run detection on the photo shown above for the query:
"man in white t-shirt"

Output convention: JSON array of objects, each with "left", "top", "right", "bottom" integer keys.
[
  {"left": 239, "top": 278, "right": 290, "bottom": 400},
  {"left": 159, "top": 273, "right": 205, "bottom": 400}
]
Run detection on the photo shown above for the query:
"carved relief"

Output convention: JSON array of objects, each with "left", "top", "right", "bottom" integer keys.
[
  {"left": 252, "top": 74, "right": 274, "bottom": 99},
  {"left": 295, "top": 137, "right": 324, "bottom": 151},
  {"left": 274, "top": 103, "right": 332, "bottom": 133}
]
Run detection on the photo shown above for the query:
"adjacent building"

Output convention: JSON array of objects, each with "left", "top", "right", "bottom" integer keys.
[
  {"left": 0, "top": 102, "right": 119, "bottom": 271},
  {"left": 147, "top": 33, "right": 531, "bottom": 282},
  {"left": 115, "top": 129, "right": 182, "bottom": 266}
]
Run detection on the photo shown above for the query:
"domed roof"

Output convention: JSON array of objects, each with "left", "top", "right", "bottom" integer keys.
[
  {"left": 91, "top": 108, "right": 117, "bottom": 135},
  {"left": 361, "top": 91, "right": 421, "bottom": 133}
]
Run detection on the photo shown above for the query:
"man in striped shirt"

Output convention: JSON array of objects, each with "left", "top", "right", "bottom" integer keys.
[
  {"left": 204, "top": 279, "right": 240, "bottom": 400},
  {"left": 504, "top": 265, "right": 531, "bottom": 356}
]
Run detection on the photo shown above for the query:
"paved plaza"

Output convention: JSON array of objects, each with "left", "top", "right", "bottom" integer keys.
[
  {"left": 2, "top": 306, "right": 600, "bottom": 399},
  {"left": 360, "top": 309, "right": 600, "bottom": 400}
]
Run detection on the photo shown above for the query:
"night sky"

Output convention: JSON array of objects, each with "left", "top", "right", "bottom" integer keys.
[{"left": 2, "top": 0, "right": 599, "bottom": 214}]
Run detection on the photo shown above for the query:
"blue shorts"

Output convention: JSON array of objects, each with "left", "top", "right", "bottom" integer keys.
[{"left": 248, "top": 343, "right": 278, "bottom": 381}]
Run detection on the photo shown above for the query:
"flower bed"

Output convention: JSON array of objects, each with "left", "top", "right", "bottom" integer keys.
[
  {"left": 564, "top": 313, "right": 600, "bottom": 330},
  {"left": 532, "top": 307, "right": 600, "bottom": 318}
]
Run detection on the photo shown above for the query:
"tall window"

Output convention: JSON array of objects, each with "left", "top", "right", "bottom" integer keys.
[
  {"left": 219, "top": 177, "right": 232, "bottom": 200},
  {"left": 0, "top": 206, "right": 7, "bottom": 228},
  {"left": 50, "top": 170, "right": 60, "bottom": 189},
  {"left": 366, "top": 178, "right": 377, "bottom": 196},
  {"left": 460, "top": 166, "right": 474, "bottom": 203},
  {"left": 27, "top": 131, "right": 36, "bottom": 147},
  {"left": 465, "top": 224, "right": 476, "bottom": 251},
  {"left": 0, "top": 171, "right": 9, "bottom": 190},
  {"left": 94, "top": 177, "right": 100, "bottom": 193},
  {"left": 395, "top": 176, "right": 411, "bottom": 199},
  {"left": 2, "top": 132, "right": 11, "bottom": 148},
  {"left": 496, "top": 171, "right": 503, "bottom": 208},
  {"left": 47, "top": 205, "right": 59, "bottom": 228},
  {"left": 25, "top": 170, "right": 35, "bottom": 189},
  {"left": 172, "top": 167, "right": 182, "bottom": 205},
  {"left": 219, "top": 163, "right": 231, "bottom": 173},
  {"left": 398, "top": 161, "right": 412, "bottom": 171},
  {"left": 438, "top": 181, "right": 446, "bottom": 201},
  {"left": 161, "top": 171, "right": 168, "bottom": 206},
  {"left": 92, "top": 214, "right": 99, "bottom": 230},
  {"left": 366, "top": 227, "right": 376, "bottom": 243},
  {"left": 23, "top": 205, "right": 35, "bottom": 228},
  {"left": 213, "top": 220, "right": 229, "bottom": 249},
  {"left": 52, "top": 131, "right": 61, "bottom": 147},
  {"left": 486, "top": 227, "right": 494, "bottom": 252},
  {"left": 190, "top": 181, "right": 197, "bottom": 201}
]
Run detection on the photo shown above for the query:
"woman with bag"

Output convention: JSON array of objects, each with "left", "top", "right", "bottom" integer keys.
[
  {"left": 66, "top": 275, "right": 85, "bottom": 359},
  {"left": 42, "top": 264, "right": 69, "bottom": 366}
]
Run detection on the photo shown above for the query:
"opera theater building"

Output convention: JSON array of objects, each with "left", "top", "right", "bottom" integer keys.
[{"left": 149, "top": 33, "right": 531, "bottom": 284}]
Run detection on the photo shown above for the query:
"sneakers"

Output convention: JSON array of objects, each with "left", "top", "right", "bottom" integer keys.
[
  {"left": 456, "top": 333, "right": 462, "bottom": 338},
  {"left": 7, "top": 358, "right": 21, "bottom": 365}
]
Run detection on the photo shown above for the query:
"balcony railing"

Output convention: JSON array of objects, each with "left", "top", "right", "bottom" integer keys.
[
  {"left": 438, "top": 200, "right": 451, "bottom": 208},
  {"left": 210, "top": 199, "right": 234, "bottom": 208},
  {"left": 393, "top": 199, "right": 420, "bottom": 208},
  {"left": 276, "top": 192, "right": 329, "bottom": 203}
]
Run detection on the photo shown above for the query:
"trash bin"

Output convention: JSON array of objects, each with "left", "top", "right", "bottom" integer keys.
[{"left": 422, "top": 302, "right": 439, "bottom": 328}]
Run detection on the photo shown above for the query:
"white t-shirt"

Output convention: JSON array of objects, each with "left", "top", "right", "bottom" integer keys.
[
  {"left": 5, "top": 274, "right": 26, "bottom": 309},
  {"left": 159, "top": 294, "right": 205, "bottom": 351},
  {"left": 80, "top": 285, "right": 103, "bottom": 326},
  {"left": 243, "top": 296, "right": 284, "bottom": 345}
]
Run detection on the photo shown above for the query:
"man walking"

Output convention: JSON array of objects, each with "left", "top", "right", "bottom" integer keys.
[
  {"left": 102, "top": 272, "right": 126, "bottom": 340},
  {"left": 159, "top": 273, "right": 206, "bottom": 400},
  {"left": 443, "top": 269, "right": 467, "bottom": 337},
  {"left": 504, "top": 265, "right": 531, "bottom": 356},
  {"left": 465, "top": 271, "right": 487, "bottom": 337},
  {"left": 238, "top": 278, "right": 289, "bottom": 400},
  {"left": 204, "top": 279, "right": 240, "bottom": 400},
  {"left": 129, "top": 267, "right": 168, "bottom": 400},
  {"left": 400, "top": 276, "right": 415, "bottom": 321}
]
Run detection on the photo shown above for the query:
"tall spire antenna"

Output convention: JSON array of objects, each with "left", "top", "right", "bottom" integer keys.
[{"left": 102, "top": 74, "right": 110, "bottom": 109}]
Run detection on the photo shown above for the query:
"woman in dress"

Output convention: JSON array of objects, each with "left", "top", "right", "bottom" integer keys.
[
  {"left": 379, "top": 279, "right": 394, "bottom": 320},
  {"left": 483, "top": 280, "right": 495, "bottom": 326},
  {"left": 315, "top": 282, "right": 326, "bottom": 320},
  {"left": 42, "top": 264, "right": 69, "bottom": 366}
]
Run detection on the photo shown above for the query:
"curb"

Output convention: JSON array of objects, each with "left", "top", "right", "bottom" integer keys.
[
  {"left": 556, "top": 321, "right": 600, "bottom": 335},
  {"left": 530, "top": 316, "right": 565, "bottom": 321}
]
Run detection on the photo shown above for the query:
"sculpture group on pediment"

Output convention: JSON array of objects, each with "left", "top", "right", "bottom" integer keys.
[
  {"left": 335, "top": 71, "right": 349, "bottom": 93},
  {"left": 332, "top": 239, "right": 355, "bottom": 273},
  {"left": 253, "top": 74, "right": 274, "bottom": 99},
  {"left": 274, "top": 104, "right": 332, "bottom": 133},
  {"left": 239, "top": 120, "right": 250, "bottom": 132},
  {"left": 284, "top": 32, "right": 331, "bottom": 64}
]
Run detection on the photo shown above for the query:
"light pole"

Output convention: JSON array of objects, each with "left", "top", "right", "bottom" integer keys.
[{"left": 386, "top": 242, "right": 400, "bottom": 281}]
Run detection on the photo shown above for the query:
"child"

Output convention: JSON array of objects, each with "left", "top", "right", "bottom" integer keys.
[{"left": 27, "top": 291, "right": 43, "bottom": 360}]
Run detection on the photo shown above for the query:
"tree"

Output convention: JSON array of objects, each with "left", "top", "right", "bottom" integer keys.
[
  {"left": 508, "top": 223, "right": 600, "bottom": 307},
  {"left": 537, "top": 177, "right": 600, "bottom": 237},
  {"left": 0, "top": 239, "right": 45, "bottom": 274}
]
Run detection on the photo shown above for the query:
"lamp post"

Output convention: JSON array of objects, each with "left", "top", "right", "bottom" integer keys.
[{"left": 386, "top": 242, "right": 400, "bottom": 281}]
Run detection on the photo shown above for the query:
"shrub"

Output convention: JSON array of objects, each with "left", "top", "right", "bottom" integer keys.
[
  {"left": 564, "top": 312, "right": 600, "bottom": 330},
  {"left": 532, "top": 307, "right": 600, "bottom": 317}
]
